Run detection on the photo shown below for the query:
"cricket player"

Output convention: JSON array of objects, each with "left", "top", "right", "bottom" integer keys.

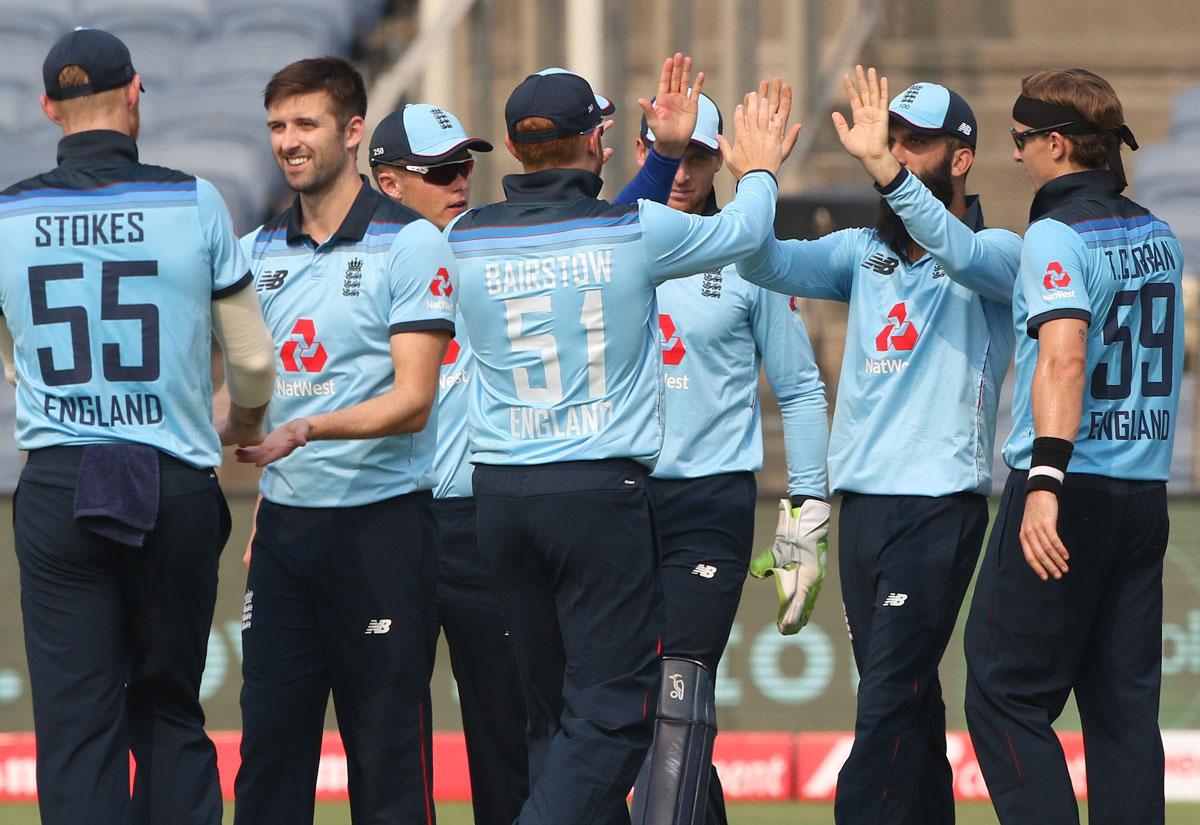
[
  {"left": 231, "top": 57, "right": 456, "bottom": 825},
  {"left": 964, "top": 68, "right": 1181, "bottom": 825},
  {"left": 737, "top": 68, "right": 1021, "bottom": 825},
  {"left": 367, "top": 54, "right": 698, "bottom": 825},
  {"left": 627, "top": 89, "right": 829, "bottom": 825},
  {"left": 0, "top": 28, "right": 274, "bottom": 825},
  {"left": 447, "top": 66, "right": 797, "bottom": 823}
]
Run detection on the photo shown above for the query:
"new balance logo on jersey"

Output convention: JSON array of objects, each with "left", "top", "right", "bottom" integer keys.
[
  {"left": 863, "top": 253, "right": 900, "bottom": 275},
  {"left": 875, "top": 302, "right": 919, "bottom": 351},
  {"left": 882, "top": 592, "right": 908, "bottom": 607},
  {"left": 700, "top": 270, "right": 722, "bottom": 298},
  {"left": 257, "top": 269, "right": 288, "bottom": 292},
  {"left": 659, "top": 314, "right": 686, "bottom": 366},
  {"left": 365, "top": 619, "right": 393, "bottom": 635},
  {"left": 691, "top": 564, "right": 717, "bottom": 579},
  {"left": 281, "top": 319, "right": 328, "bottom": 373}
]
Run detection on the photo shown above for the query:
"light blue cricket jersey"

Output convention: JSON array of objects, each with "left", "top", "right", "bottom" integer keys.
[
  {"left": 0, "top": 131, "right": 250, "bottom": 468},
  {"left": 446, "top": 168, "right": 779, "bottom": 468},
  {"left": 1003, "top": 170, "right": 1184, "bottom": 480},
  {"left": 740, "top": 167, "right": 1021, "bottom": 496},
  {"left": 652, "top": 264, "right": 827, "bottom": 497},
  {"left": 242, "top": 179, "right": 456, "bottom": 507},
  {"left": 432, "top": 152, "right": 684, "bottom": 498}
]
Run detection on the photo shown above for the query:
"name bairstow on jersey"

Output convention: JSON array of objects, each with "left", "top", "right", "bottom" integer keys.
[{"left": 485, "top": 249, "right": 613, "bottom": 296}]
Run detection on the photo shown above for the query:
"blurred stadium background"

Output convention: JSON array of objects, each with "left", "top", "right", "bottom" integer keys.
[{"left": 1, "top": 0, "right": 1198, "bottom": 818}]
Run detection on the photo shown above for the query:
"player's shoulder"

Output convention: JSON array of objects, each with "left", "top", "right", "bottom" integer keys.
[{"left": 451, "top": 196, "right": 638, "bottom": 236}]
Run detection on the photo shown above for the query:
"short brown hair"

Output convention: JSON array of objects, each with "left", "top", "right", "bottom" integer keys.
[
  {"left": 510, "top": 117, "right": 590, "bottom": 170},
  {"left": 1021, "top": 68, "right": 1124, "bottom": 169},
  {"left": 51, "top": 66, "right": 128, "bottom": 128},
  {"left": 263, "top": 57, "right": 366, "bottom": 127}
]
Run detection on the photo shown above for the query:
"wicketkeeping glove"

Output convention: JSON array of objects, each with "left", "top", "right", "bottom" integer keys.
[{"left": 749, "top": 498, "right": 830, "bottom": 635}]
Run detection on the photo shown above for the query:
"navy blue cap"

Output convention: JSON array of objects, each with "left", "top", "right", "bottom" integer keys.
[
  {"left": 888, "top": 82, "right": 976, "bottom": 149},
  {"left": 43, "top": 28, "right": 142, "bottom": 102},
  {"left": 370, "top": 104, "right": 493, "bottom": 167},
  {"left": 505, "top": 71, "right": 603, "bottom": 144}
]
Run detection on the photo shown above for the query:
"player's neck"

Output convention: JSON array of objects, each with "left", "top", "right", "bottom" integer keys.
[{"left": 298, "top": 166, "right": 363, "bottom": 245}]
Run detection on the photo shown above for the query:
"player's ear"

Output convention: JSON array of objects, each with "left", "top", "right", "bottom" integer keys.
[
  {"left": 344, "top": 114, "right": 366, "bottom": 152},
  {"left": 504, "top": 135, "right": 520, "bottom": 161},
  {"left": 951, "top": 146, "right": 973, "bottom": 179},
  {"left": 40, "top": 94, "right": 62, "bottom": 127},
  {"left": 375, "top": 167, "right": 402, "bottom": 201},
  {"left": 635, "top": 138, "right": 649, "bottom": 167}
]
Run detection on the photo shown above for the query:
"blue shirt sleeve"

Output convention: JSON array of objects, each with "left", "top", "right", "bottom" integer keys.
[
  {"left": 738, "top": 229, "right": 859, "bottom": 302},
  {"left": 1020, "top": 218, "right": 1092, "bottom": 337},
  {"left": 614, "top": 147, "right": 680, "bottom": 206},
  {"left": 197, "top": 178, "right": 252, "bottom": 298},
  {"left": 879, "top": 168, "right": 1020, "bottom": 305},
  {"left": 639, "top": 171, "right": 779, "bottom": 285},
  {"left": 748, "top": 286, "right": 828, "bottom": 497},
  {"left": 388, "top": 219, "right": 458, "bottom": 335}
]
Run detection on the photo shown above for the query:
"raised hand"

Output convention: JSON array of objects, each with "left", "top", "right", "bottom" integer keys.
[
  {"left": 638, "top": 52, "right": 704, "bottom": 158},
  {"left": 831, "top": 65, "right": 900, "bottom": 184},
  {"left": 717, "top": 77, "right": 802, "bottom": 181}
]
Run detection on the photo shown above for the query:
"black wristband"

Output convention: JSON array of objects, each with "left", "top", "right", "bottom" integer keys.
[{"left": 1027, "top": 436, "right": 1074, "bottom": 496}]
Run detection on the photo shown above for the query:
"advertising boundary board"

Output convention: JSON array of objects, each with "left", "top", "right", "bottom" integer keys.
[{"left": 1, "top": 730, "right": 1199, "bottom": 802}]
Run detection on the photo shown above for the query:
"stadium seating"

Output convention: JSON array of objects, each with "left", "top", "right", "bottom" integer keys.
[
  {"left": 2, "top": 0, "right": 78, "bottom": 46},
  {"left": 0, "top": 0, "right": 394, "bottom": 232},
  {"left": 1133, "top": 141, "right": 1200, "bottom": 203}
]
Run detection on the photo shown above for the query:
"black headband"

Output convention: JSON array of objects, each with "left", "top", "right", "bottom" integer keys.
[{"left": 1012, "top": 94, "right": 1138, "bottom": 187}]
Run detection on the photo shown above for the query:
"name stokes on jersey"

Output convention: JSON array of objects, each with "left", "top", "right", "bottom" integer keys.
[{"left": 34, "top": 211, "right": 145, "bottom": 247}]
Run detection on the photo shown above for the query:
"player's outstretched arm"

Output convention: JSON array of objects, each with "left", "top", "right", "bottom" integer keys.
[{"left": 236, "top": 330, "right": 450, "bottom": 467}]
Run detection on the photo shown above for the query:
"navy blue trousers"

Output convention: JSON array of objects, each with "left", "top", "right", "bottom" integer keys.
[
  {"left": 964, "top": 471, "right": 1168, "bottom": 825},
  {"left": 431, "top": 496, "right": 528, "bottom": 825},
  {"left": 234, "top": 493, "right": 438, "bottom": 825},
  {"left": 646, "top": 472, "right": 757, "bottom": 824},
  {"left": 473, "top": 460, "right": 663, "bottom": 825},
  {"left": 14, "top": 447, "right": 229, "bottom": 825},
  {"left": 835, "top": 492, "right": 987, "bottom": 825}
]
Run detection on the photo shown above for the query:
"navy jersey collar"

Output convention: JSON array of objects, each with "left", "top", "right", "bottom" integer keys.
[
  {"left": 56, "top": 130, "right": 138, "bottom": 168},
  {"left": 285, "top": 175, "right": 381, "bottom": 245},
  {"left": 501, "top": 168, "right": 603, "bottom": 203},
  {"left": 963, "top": 194, "right": 986, "bottom": 231},
  {"left": 1029, "top": 170, "right": 1123, "bottom": 222}
]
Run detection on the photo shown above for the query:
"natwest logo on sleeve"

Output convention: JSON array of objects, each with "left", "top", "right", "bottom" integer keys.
[
  {"left": 658, "top": 314, "right": 686, "bottom": 366},
  {"left": 874, "top": 302, "right": 919, "bottom": 352},
  {"left": 430, "top": 267, "right": 454, "bottom": 297},
  {"left": 1043, "top": 261, "right": 1072, "bottom": 290},
  {"left": 280, "top": 319, "right": 328, "bottom": 373}
]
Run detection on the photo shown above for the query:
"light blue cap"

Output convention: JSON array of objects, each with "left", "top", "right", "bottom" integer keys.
[{"left": 369, "top": 103, "right": 493, "bottom": 166}]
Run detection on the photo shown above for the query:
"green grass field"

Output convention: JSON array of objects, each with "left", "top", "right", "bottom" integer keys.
[{"left": 1, "top": 801, "right": 1200, "bottom": 823}]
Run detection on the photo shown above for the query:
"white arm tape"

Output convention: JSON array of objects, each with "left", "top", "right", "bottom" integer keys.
[
  {"left": 211, "top": 286, "right": 275, "bottom": 408},
  {"left": 0, "top": 316, "right": 15, "bottom": 387}
]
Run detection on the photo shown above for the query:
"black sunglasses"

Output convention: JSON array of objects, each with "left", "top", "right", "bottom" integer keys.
[
  {"left": 1010, "top": 121, "right": 1076, "bottom": 151},
  {"left": 404, "top": 158, "right": 475, "bottom": 185}
]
